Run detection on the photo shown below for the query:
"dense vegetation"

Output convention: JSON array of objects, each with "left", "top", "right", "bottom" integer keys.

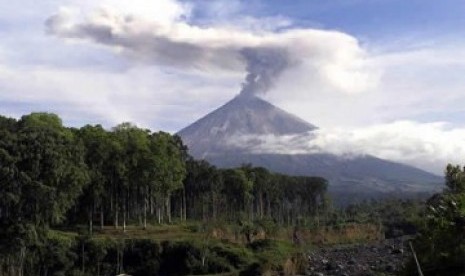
[
  {"left": 0, "top": 113, "right": 328, "bottom": 275},
  {"left": 404, "top": 164, "right": 465, "bottom": 275}
]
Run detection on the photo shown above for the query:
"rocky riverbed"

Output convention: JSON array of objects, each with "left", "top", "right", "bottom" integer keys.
[{"left": 306, "top": 238, "right": 412, "bottom": 276}]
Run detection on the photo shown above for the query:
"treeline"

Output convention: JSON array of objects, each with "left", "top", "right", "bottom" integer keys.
[{"left": 0, "top": 113, "right": 327, "bottom": 275}]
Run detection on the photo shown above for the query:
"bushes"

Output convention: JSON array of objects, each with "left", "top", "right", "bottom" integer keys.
[
  {"left": 7, "top": 226, "right": 302, "bottom": 275},
  {"left": 404, "top": 193, "right": 465, "bottom": 275},
  {"left": 245, "top": 239, "right": 302, "bottom": 275},
  {"left": 16, "top": 234, "right": 259, "bottom": 275}
]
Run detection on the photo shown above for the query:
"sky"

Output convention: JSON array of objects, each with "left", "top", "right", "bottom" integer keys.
[{"left": 1, "top": 0, "right": 465, "bottom": 174}]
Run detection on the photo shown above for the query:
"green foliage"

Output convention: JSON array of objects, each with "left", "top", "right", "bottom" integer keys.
[
  {"left": 404, "top": 163, "right": 465, "bottom": 275},
  {"left": 344, "top": 198, "right": 424, "bottom": 238},
  {"left": 445, "top": 163, "right": 465, "bottom": 193},
  {"left": 0, "top": 112, "right": 329, "bottom": 275},
  {"left": 244, "top": 239, "right": 297, "bottom": 274}
]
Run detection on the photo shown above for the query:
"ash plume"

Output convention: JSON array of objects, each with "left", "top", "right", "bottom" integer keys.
[
  {"left": 46, "top": 1, "right": 377, "bottom": 96},
  {"left": 240, "top": 47, "right": 291, "bottom": 96}
]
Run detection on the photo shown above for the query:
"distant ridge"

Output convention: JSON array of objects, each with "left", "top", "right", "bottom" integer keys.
[{"left": 178, "top": 94, "right": 442, "bottom": 202}]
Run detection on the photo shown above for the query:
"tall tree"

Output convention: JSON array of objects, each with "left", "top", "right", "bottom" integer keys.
[
  {"left": 17, "top": 113, "right": 89, "bottom": 226},
  {"left": 78, "top": 125, "right": 111, "bottom": 234},
  {"left": 151, "top": 132, "right": 187, "bottom": 224}
]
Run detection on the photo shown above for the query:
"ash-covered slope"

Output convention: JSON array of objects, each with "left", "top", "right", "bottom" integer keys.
[
  {"left": 178, "top": 95, "right": 442, "bottom": 202},
  {"left": 178, "top": 94, "right": 316, "bottom": 158}
]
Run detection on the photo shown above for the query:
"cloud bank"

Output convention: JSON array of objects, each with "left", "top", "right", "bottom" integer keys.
[
  {"left": 225, "top": 121, "right": 465, "bottom": 175},
  {"left": 45, "top": 0, "right": 377, "bottom": 96}
]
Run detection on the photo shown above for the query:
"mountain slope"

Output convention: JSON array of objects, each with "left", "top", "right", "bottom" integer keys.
[
  {"left": 177, "top": 94, "right": 442, "bottom": 201},
  {"left": 178, "top": 94, "right": 316, "bottom": 158}
]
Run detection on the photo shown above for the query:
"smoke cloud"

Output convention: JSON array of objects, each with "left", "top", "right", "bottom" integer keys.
[
  {"left": 46, "top": 1, "right": 377, "bottom": 96},
  {"left": 240, "top": 47, "right": 291, "bottom": 96}
]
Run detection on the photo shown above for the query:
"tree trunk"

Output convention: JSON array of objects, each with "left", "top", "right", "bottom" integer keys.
[
  {"left": 100, "top": 205, "right": 104, "bottom": 230},
  {"left": 165, "top": 195, "right": 172, "bottom": 224},
  {"left": 115, "top": 207, "right": 119, "bottom": 229},
  {"left": 123, "top": 207, "right": 127, "bottom": 233},
  {"left": 202, "top": 197, "right": 206, "bottom": 222},
  {"left": 183, "top": 189, "right": 187, "bottom": 221},
  {"left": 250, "top": 200, "right": 254, "bottom": 221},
  {"left": 19, "top": 246, "right": 25, "bottom": 276},
  {"left": 88, "top": 209, "right": 93, "bottom": 236},
  {"left": 211, "top": 193, "right": 217, "bottom": 221},
  {"left": 150, "top": 189, "right": 154, "bottom": 215},
  {"left": 143, "top": 192, "right": 147, "bottom": 230},
  {"left": 267, "top": 196, "right": 271, "bottom": 218}
]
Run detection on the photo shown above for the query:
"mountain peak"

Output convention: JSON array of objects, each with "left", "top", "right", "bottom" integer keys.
[{"left": 177, "top": 94, "right": 316, "bottom": 158}]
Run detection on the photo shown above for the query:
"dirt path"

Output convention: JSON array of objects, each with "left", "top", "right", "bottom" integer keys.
[{"left": 306, "top": 238, "right": 411, "bottom": 276}]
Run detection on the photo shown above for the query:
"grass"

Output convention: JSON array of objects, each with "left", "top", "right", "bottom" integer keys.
[{"left": 48, "top": 222, "right": 382, "bottom": 275}]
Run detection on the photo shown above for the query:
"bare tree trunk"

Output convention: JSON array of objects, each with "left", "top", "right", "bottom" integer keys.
[
  {"left": 115, "top": 206, "right": 119, "bottom": 229},
  {"left": 123, "top": 196, "right": 127, "bottom": 232},
  {"left": 88, "top": 208, "right": 93, "bottom": 236},
  {"left": 150, "top": 189, "right": 154, "bottom": 215},
  {"left": 183, "top": 189, "right": 187, "bottom": 221},
  {"left": 180, "top": 193, "right": 183, "bottom": 222},
  {"left": 123, "top": 209, "right": 126, "bottom": 233},
  {"left": 143, "top": 190, "right": 147, "bottom": 230},
  {"left": 19, "top": 246, "right": 25, "bottom": 276},
  {"left": 267, "top": 196, "right": 271, "bottom": 218},
  {"left": 100, "top": 205, "right": 104, "bottom": 230},
  {"left": 211, "top": 193, "right": 217, "bottom": 220},
  {"left": 166, "top": 195, "right": 172, "bottom": 224}
]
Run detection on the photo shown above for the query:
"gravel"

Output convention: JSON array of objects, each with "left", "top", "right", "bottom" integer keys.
[{"left": 305, "top": 238, "right": 411, "bottom": 276}]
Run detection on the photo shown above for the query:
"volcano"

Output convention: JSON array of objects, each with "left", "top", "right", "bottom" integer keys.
[
  {"left": 178, "top": 94, "right": 316, "bottom": 158},
  {"left": 178, "top": 94, "right": 442, "bottom": 203}
]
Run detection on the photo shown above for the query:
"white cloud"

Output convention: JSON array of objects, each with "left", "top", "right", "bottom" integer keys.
[
  {"left": 226, "top": 121, "right": 465, "bottom": 174},
  {"left": 264, "top": 42, "right": 465, "bottom": 129}
]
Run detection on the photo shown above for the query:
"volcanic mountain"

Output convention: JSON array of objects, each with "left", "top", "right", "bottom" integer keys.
[{"left": 178, "top": 94, "right": 442, "bottom": 202}]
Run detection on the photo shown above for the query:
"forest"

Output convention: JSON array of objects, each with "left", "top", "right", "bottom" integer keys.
[
  {"left": 0, "top": 112, "right": 464, "bottom": 275},
  {"left": 0, "top": 113, "right": 327, "bottom": 275}
]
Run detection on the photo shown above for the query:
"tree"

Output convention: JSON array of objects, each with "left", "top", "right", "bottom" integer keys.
[
  {"left": 113, "top": 123, "right": 151, "bottom": 231},
  {"left": 78, "top": 125, "right": 111, "bottom": 234},
  {"left": 17, "top": 113, "right": 89, "bottom": 226},
  {"left": 445, "top": 164, "right": 465, "bottom": 193},
  {"left": 222, "top": 169, "right": 253, "bottom": 221},
  {"left": 150, "top": 132, "right": 187, "bottom": 224}
]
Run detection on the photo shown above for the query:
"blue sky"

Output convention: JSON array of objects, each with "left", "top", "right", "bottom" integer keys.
[
  {"left": 0, "top": 0, "right": 464, "bottom": 173},
  {"left": 189, "top": 0, "right": 465, "bottom": 42}
]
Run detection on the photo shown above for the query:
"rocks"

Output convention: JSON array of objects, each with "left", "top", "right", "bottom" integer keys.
[
  {"left": 307, "top": 239, "right": 410, "bottom": 275},
  {"left": 391, "top": 248, "right": 404, "bottom": 254}
]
